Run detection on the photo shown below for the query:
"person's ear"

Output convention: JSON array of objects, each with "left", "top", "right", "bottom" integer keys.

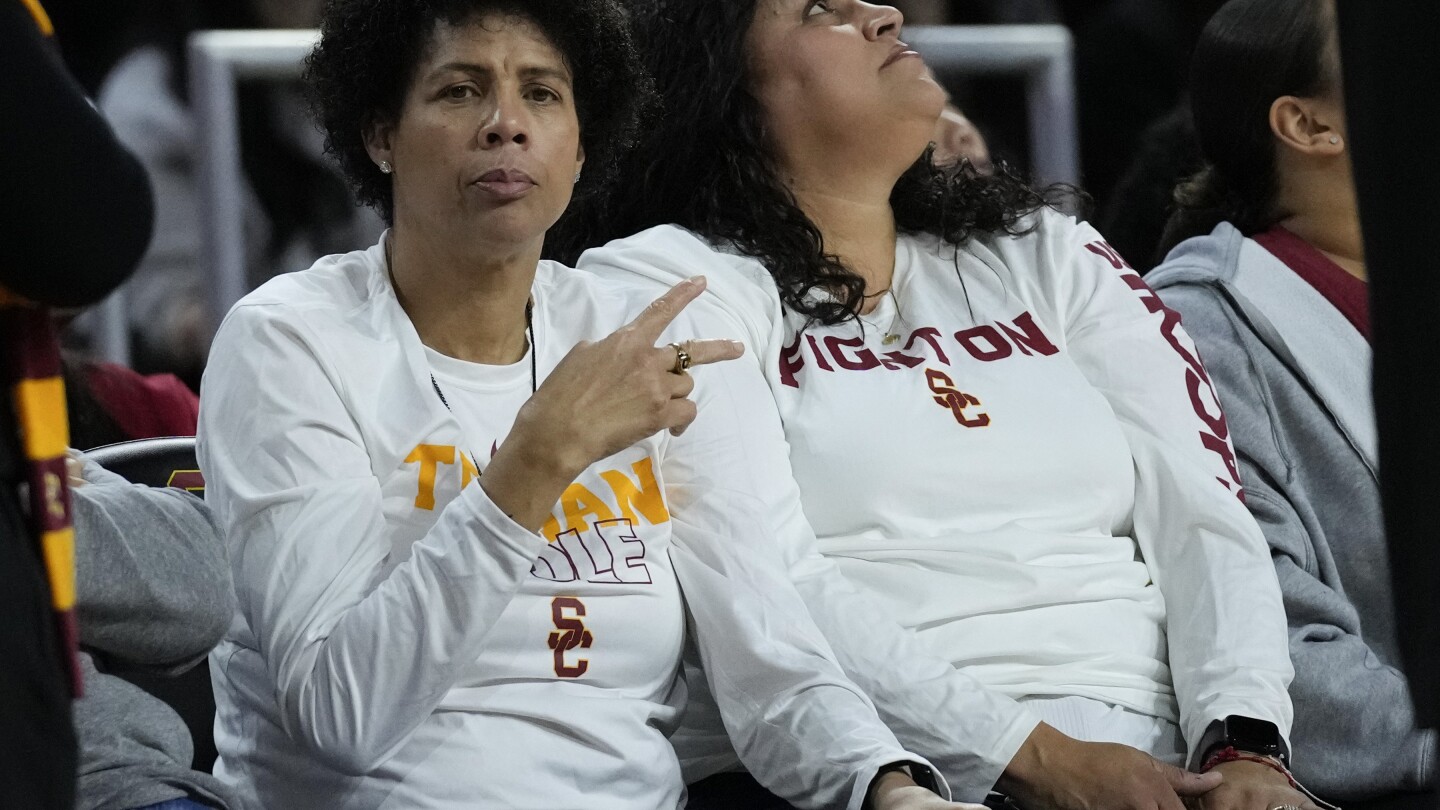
[
  {"left": 364, "top": 116, "right": 397, "bottom": 175},
  {"left": 1270, "top": 95, "right": 1346, "bottom": 157},
  {"left": 573, "top": 142, "right": 586, "bottom": 185}
]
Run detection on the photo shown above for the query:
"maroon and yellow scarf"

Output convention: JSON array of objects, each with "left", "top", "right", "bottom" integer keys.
[
  {"left": 1, "top": 0, "right": 81, "bottom": 697},
  {"left": 1, "top": 290, "right": 79, "bottom": 696}
]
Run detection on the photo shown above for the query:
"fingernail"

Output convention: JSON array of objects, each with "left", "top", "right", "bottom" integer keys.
[
  {"left": 729, "top": 340, "right": 744, "bottom": 351},
  {"left": 688, "top": 275, "right": 706, "bottom": 286}
]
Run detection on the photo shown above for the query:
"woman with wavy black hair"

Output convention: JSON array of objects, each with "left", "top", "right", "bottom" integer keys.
[
  {"left": 1149, "top": 0, "right": 1434, "bottom": 802},
  {"left": 561, "top": 2, "right": 1315, "bottom": 809},
  {"left": 197, "top": 1, "right": 975, "bottom": 808}
]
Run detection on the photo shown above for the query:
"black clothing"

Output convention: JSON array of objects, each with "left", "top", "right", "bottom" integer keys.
[
  {"left": 0, "top": 395, "right": 78, "bottom": 810},
  {"left": 1337, "top": 0, "right": 1440, "bottom": 733},
  {"left": 1, "top": 2, "right": 156, "bottom": 808},
  {"left": 0, "top": 0, "right": 154, "bottom": 308}
]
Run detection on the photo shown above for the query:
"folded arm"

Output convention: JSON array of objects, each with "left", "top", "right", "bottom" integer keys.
[
  {"left": 199, "top": 305, "right": 550, "bottom": 775},
  {"left": 71, "top": 456, "right": 231, "bottom": 672}
]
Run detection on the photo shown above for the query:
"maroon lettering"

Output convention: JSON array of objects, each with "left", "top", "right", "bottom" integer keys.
[
  {"left": 779, "top": 332, "right": 805, "bottom": 388},
  {"left": 926, "top": 369, "right": 991, "bottom": 428},
  {"left": 998, "top": 312, "right": 1059, "bottom": 357},
  {"left": 594, "top": 519, "right": 652, "bottom": 585},
  {"left": 825, "top": 335, "right": 882, "bottom": 371},
  {"left": 881, "top": 351, "right": 925, "bottom": 370},
  {"left": 578, "top": 524, "right": 619, "bottom": 583},
  {"left": 807, "top": 334, "right": 836, "bottom": 372},
  {"left": 1186, "top": 368, "right": 1229, "bottom": 440},
  {"left": 1200, "top": 432, "right": 1245, "bottom": 503},
  {"left": 1123, "top": 275, "right": 1208, "bottom": 380},
  {"left": 955, "top": 325, "right": 1014, "bottom": 362},
  {"left": 1085, "top": 240, "right": 1133, "bottom": 271},
  {"left": 906, "top": 327, "right": 951, "bottom": 365},
  {"left": 532, "top": 530, "right": 581, "bottom": 583},
  {"left": 1116, "top": 269, "right": 1245, "bottom": 498},
  {"left": 548, "top": 597, "right": 593, "bottom": 678}
]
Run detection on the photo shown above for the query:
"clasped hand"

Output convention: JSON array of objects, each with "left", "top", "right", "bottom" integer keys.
[{"left": 1001, "top": 724, "right": 1320, "bottom": 810}]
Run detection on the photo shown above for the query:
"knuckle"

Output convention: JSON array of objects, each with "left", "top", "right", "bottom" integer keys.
[{"left": 646, "top": 393, "right": 668, "bottom": 421}]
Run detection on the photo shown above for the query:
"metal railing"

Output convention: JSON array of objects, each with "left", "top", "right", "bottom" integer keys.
[
  {"left": 189, "top": 29, "right": 320, "bottom": 337},
  {"left": 907, "top": 25, "right": 1078, "bottom": 187}
]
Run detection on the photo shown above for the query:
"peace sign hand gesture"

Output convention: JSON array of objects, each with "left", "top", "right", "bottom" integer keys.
[{"left": 483, "top": 276, "right": 744, "bottom": 530}]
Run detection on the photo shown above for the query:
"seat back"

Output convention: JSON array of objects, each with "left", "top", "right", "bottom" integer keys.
[
  {"left": 85, "top": 437, "right": 218, "bottom": 773},
  {"left": 86, "top": 436, "right": 206, "bottom": 493}
]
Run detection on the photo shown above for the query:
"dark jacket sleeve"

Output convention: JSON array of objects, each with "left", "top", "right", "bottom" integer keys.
[
  {"left": 0, "top": 0, "right": 154, "bottom": 307},
  {"left": 1161, "top": 281, "right": 1435, "bottom": 799},
  {"left": 71, "top": 456, "right": 233, "bottom": 674}
]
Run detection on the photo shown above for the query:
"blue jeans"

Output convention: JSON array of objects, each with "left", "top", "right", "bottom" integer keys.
[{"left": 134, "top": 799, "right": 215, "bottom": 810}]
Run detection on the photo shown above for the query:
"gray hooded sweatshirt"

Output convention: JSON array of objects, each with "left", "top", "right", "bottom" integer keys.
[
  {"left": 71, "top": 456, "right": 234, "bottom": 810},
  {"left": 1148, "top": 223, "right": 1434, "bottom": 800}
]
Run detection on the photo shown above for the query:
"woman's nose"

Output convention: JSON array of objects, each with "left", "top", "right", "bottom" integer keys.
[
  {"left": 480, "top": 96, "right": 529, "bottom": 147},
  {"left": 861, "top": 3, "right": 904, "bottom": 41}
]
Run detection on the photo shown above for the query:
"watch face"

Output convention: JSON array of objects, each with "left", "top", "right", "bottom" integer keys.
[{"left": 1226, "top": 716, "right": 1282, "bottom": 754}]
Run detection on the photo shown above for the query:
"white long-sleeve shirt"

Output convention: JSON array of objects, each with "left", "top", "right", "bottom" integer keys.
[
  {"left": 578, "top": 211, "right": 1296, "bottom": 798},
  {"left": 197, "top": 237, "right": 939, "bottom": 810}
]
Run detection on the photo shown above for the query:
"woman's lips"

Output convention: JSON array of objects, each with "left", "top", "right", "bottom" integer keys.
[
  {"left": 882, "top": 42, "right": 922, "bottom": 70},
  {"left": 474, "top": 168, "right": 537, "bottom": 200}
]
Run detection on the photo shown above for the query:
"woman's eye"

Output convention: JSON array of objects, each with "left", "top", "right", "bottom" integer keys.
[
  {"left": 528, "top": 87, "right": 560, "bottom": 103},
  {"left": 444, "top": 85, "right": 476, "bottom": 100},
  {"left": 806, "top": 0, "right": 833, "bottom": 17}
]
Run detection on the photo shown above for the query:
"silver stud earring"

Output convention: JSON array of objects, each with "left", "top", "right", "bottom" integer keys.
[
  {"left": 573, "top": 171, "right": 582, "bottom": 184},
  {"left": 1329, "top": 136, "right": 1341, "bottom": 145},
  {"left": 379, "top": 160, "right": 393, "bottom": 174}
]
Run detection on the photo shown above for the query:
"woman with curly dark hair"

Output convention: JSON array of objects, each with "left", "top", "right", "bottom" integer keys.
[
  {"left": 197, "top": 1, "right": 974, "bottom": 808},
  {"left": 563, "top": 2, "right": 1312, "bottom": 810}
]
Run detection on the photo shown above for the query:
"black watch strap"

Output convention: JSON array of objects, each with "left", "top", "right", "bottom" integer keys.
[{"left": 1191, "top": 715, "right": 1290, "bottom": 771}]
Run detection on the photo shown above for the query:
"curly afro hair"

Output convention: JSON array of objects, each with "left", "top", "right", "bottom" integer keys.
[{"left": 305, "top": 0, "right": 652, "bottom": 224}]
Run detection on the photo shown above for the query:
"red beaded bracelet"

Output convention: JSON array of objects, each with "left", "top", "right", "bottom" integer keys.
[{"left": 1200, "top": 745, "right": 1298, "bottom": 789}]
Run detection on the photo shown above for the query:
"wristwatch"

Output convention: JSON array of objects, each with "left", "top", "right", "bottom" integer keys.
[{"left": 1192, "top": 715, "right": 1290, "bottom": 770}]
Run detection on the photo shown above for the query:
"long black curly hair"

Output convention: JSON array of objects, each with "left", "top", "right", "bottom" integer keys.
[
  {"left": 547, "top": 0, "right": 1061, "bottom": 326},
  {"left": 305, "top": 0, "right": 653, "bottom": 224},
  {"left": 1159, "top": 0, "right": 1337, "bottom": 255}
]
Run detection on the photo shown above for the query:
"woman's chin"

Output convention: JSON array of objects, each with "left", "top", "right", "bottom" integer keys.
[{"left": 440, "top": 215, "right": 552, "bottom": 257}]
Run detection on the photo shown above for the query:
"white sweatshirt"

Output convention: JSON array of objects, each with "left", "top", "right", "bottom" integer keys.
[
  {"left": 578, "top": 211, "right": 1296, "bottom": 796},
  {"left": 197, "top": 237, "right": 938, "bottom": 810}
]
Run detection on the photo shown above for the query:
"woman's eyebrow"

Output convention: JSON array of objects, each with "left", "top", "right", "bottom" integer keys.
[{"left": 428, "top": 61, "right": 573, "bottom": 86}]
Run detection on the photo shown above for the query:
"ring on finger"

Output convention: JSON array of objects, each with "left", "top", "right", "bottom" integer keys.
[
  {"left": 668, "top": 342, "right": 692, "bottom": 375},
  {"left": 1270, "top": 805, "right": 1303, "bottom": 810}
]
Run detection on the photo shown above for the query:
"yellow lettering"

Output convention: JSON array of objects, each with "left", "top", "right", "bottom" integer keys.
[
  {"left": 405, "top": 444, "right": 455, "bottom": 511},
  {"left": 599, "top": 457, "right": 670, "bottom": 526},
  {"left": 559, "top": 483, "right": 616, "bottom": 535}
]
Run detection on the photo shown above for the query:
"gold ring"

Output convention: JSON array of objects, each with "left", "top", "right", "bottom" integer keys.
[{"left": 668, "top": 343, "right": 692, "bottom": 375}]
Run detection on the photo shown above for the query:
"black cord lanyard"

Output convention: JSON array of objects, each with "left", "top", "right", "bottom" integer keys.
[
  {"left": 384, "top": 240, "right": 539, "bottom": 467},
  {"left": 429, "top": 299, "right": 539, "bottom": 408},
  {"left": 427, "top": 300, "right": 538, "bottom": 476}
]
